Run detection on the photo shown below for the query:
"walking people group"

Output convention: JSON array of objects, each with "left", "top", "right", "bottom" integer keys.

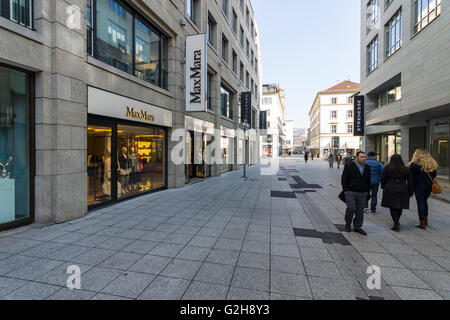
[{"left": 341, "top": 148, "right": 439, "bottom": 235}]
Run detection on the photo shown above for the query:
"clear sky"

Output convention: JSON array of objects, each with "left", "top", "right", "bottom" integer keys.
[{"left": 252, "top": 0, "right": 361, "bottom": 129}]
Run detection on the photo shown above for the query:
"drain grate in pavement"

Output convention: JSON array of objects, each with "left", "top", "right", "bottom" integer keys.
[
  {"left": 271, "top": 191, "right": 297, "bottom": 198},
  {"left": 294, "top": 228, "right": 351, "bottom": 245},
  {"left": 290, "top": 176, "right": 322, "bottom": 189}
]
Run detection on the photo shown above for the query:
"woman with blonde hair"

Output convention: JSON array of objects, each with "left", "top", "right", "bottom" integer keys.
[{"left": 409, "top": 148, "right": 438, "bottom": 229}]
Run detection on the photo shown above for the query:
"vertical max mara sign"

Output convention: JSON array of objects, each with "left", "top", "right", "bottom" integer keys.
[{"left": 186, "top": 34, "right": 207, "bottom": 112}]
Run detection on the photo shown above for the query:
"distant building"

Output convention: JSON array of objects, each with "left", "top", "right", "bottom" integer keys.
[
  {"left": 283, "top": 120, "right": 294, "bottom": 154},
  {"left": 260, "top": 84, "right": 287, "bottom": 157},
  {"left": 308, "top": 81, "right": 361, "bottom": 157}
]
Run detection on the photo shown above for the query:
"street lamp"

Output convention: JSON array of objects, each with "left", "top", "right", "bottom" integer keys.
[{"left": 239, "top": 121, "right": 250, "bottom": 179}]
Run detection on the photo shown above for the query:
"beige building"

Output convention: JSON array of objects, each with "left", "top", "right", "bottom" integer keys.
[
  {"left": 260, "top": 84, "right": 286, "bottom": 157},
  {"left": 0, "top": 0, "right": 262, "bottom": 229},
  {"left": 308, "top": 81, "right": 361, "bottom": 158},
  {"left": 360, "top": 0, "right": 449, "bottom": 179}
]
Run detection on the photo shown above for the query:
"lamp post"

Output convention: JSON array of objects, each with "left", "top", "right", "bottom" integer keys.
[{"left": 239, "top": 121, "right": 250, "bottom": 179}]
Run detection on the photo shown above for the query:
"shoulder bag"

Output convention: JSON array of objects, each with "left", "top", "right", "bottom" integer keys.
[{"left": 427, "top": 173, "right": 442, "bottom": 195}]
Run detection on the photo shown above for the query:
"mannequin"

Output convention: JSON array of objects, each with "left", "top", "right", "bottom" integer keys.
[
  {"left": 129, "top": 147, "right": 138, "bottom": 192},
  {"left": 118, "top": 146, "right": 130, "bottom": 195}
]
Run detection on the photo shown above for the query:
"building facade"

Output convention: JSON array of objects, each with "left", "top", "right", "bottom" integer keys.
[
  {"left": 360, "top": 0, "right": 449, "bottom": 179},
  {"left": 260, "top": 84, "right": 286, "bottom": 157},
  {"left": 282, "top": 120, "right": 294, "bottom": 154},
  {"left": 308, "top": 81, "right": 361, "bottom": 158},
  {"left": 0, "top": 0, "right": 262, "bottom": 229}
]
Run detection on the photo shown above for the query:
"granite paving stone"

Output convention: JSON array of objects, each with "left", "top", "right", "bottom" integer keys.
[
  {"left": 2, "top": 282, "right": 61, "bottom": 300},
  {"left": 71, "top": 248, "right": 117, "bottom": 266},
  {"left": 206, "top": 249, "right": 240, "bottom": 266},
  {"left": 271, "top": 255, "right": 306, "bottom": 275},
  {"left": 99, "top": 252, "right": 144, "bottom": 270},
  {"left": 231, "top": 267, "right": 270, "bottom": 292},
  {"left": 160, "top": 259, "right": 202, "bottom": 280},
  {"left": 270, "top": 272, "right": 311, "bottom": 298},
  {"left": 138, "top": 276, "right": 190, "bottom": 300},
  {"left": 226, "top": 287, "right": 270, "bottom": 300},
  {"left": 308, "top": 277, "right": 355, "bottom": 300},
  {"left": 237, "top": 252, "right": 270, "bottom": 270},
  {"left": 1, "top": 159, "right": 449, "bottom": 300},
  {"left": 101, "top": 271, "right": 156, "bottom": 298},
  {"left": 128, "top": 255, "right": 172, "bottom": 275},
  {"left": 5, "top": 258, "right": 64, "bottom": 280},
  {"left": 0, "top": 277, "right": 29, "bottom": 298},
  {"left": 176, "top": 246, "right": 211, "bottom": 262},
  {"left": 182, "top": 281, "right": 229, "bottom": 300},
  {"left": 194, "top": 263, "right": 235, "bottom": 286}
]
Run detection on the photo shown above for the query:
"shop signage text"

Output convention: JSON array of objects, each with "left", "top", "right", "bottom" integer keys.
[
  {"left": 354, "top": 95, "right": 365, "bottom": 136},
  {"left": 241, "top": 92, "right": 252, "bottom": 127},
  {"left": 126, "top": 106, "right": 155, "bottom": 122},
  {"left": 186, "top": 34, "right": 207, "bottom": 112},
  {"left": 88, "top": 87, "right": 172, "bottom": 127},
  {"left": 259, "top": 110, "right": 267, "bottom": 130}
]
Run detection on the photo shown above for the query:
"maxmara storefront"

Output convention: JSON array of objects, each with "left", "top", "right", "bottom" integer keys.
[{"left": 0, "top": 0, "right": 262, "bottom": 230}]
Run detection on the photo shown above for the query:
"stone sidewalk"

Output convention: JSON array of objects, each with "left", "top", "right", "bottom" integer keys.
[{"left": 0, "top": 158, "right": 449, "bottom": 300}]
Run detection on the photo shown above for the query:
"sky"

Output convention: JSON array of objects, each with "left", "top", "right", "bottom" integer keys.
[{"left": 252, "top": 0, "right": 361, "bottom": 129}]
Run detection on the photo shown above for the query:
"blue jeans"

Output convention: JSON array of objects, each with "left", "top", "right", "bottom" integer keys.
[
  {"left": 366, "top": 183, "right": 379, "bottom": 211},
  {"left": 415, "top": 189, "right": 431, "bottom": 220}
]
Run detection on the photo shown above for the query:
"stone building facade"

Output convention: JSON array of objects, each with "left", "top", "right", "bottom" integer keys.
[
  {"left": 360, "top": 0, "right": 449, "bottom": 178},
  {"left": 0, "top": 0, "right": 262, "bottom": 229}
]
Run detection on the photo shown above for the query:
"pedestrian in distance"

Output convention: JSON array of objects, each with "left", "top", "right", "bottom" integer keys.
[
  {"left": 341, "top": 151, "right": 371, "bottom": 235},
  {"left": 380, "top": 154, "right": 414, "bottom": 232},
  {"left": 336, "top": 153, "right": 343, "bottom": 170},
  {"left": 304, "top": 151, "right": 309, "bottom": 164},
  {"left": 311, "top": 153, "right": 314, "bottom": 161},
  {"left": 365, "top": 152, "right": 384, "bottom": 214},
  {"left": 409, "top": 148, "right": 439, "bottom": 229},
  {"left": 328, "top": 153, "right": 334, "bottom": 168}
]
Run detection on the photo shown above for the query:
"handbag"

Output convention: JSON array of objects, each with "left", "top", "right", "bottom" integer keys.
[{"left": 427, "top": 173, "right": 442, "bottom": 195}]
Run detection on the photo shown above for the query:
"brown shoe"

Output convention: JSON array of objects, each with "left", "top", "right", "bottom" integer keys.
[
  {"left": 424, "top": 217, "right": 429, "bottom": 226},
  {"left": 416, "top": 220, "right": 426, "bottom": 230}
]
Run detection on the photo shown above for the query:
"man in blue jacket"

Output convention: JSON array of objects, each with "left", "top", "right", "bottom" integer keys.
[{"left": 365, "top": 151, "right": 384, "bottom": 214}]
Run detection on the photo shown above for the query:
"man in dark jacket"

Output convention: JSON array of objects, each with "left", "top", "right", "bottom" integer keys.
[{"left": 341, "top": 151, "right": 371, "bottom": 235}]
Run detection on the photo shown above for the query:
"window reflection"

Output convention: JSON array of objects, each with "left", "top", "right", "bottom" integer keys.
[
  {"left": 87, "top": 126, "right": 113, "bottom": 206},
  {"left": 117, "top": 125, "right": 165, "bottom": 198}
]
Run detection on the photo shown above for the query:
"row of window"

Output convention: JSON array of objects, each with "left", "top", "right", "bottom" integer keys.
[
  {"left": 330, "top": 97, "right": 354, "bottom": 105},
  {"left": 87, "top": 0, "right": 169, "bottom": 89},
  {"left": 330, "top": 110, "right": 354, "bottom": 119},
  {"left": 366, "top": 0, "right": 441, "bottom": 75},
  {"left": 207, "top": 12, "right": 258, "bottom": 80},
  {"left": 330, "top": 124, "right": 354, "bottom": 134}
]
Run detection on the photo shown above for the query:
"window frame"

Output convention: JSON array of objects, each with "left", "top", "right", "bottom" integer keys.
[
  {"left": 2, "top": 0, "right": 34, "bottom": 29},
  {"left": 413, "top": 0, "right": 441, "bottom": 35},
  {"left": 89, "top": 0, "right": 170, "bottom": 90},
  {"left": 385, "top": 9, "right": 402, "bottom": 59},
  {"left": 367, "top": 36, "right": 379, "bottom": 74}
]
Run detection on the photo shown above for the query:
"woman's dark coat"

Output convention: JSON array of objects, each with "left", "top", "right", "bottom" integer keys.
[{"left": 380, "top": 167, "right": 414, "bottom": 210}]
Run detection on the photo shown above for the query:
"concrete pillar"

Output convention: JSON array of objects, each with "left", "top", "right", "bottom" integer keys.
[{"left": 401, "top": 126, "right": 410, "bottom": 163}]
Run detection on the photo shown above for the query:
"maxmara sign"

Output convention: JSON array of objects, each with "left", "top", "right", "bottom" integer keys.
[
  {"left": 88, "top": 87, "right": 172, "bottom": 127},
  {"left": 186, "top": 34, "right": 207, "bottom": 112}
]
